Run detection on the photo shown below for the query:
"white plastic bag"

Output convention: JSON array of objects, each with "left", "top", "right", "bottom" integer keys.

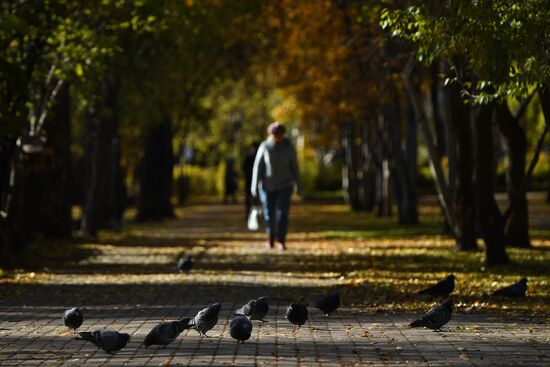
[{"left": 247, "top": 206, "right": 261, "bottom": 231}]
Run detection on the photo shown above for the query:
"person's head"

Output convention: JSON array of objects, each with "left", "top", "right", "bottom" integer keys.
[{"left": 267, "top": 122, "right": 286, "bottom": 143}]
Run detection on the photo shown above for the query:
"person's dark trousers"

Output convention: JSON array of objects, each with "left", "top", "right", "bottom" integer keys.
[{"left": 259, "top": 185, "right": 293, "bottom": 244}]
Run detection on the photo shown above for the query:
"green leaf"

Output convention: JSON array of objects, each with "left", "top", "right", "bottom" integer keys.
[{"left": 75, "top": 63, "right": 84, "bottom": 77}]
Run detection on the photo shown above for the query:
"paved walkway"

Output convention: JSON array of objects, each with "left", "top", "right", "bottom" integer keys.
[{"left": 0, "top": 202, "right": 549, "bottom": 366}]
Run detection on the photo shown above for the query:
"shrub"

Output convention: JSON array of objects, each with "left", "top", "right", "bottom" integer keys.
[{"left": 174, "top": 164, "right": 225, "bottom": 200}]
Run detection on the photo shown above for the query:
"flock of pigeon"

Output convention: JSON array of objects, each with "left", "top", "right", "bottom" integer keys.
[
  {"left": 61, "top": 270, "right": 528, "bottom": 354},
  {"left": 62, "top": 294, "right": 336, "bottom": 354},
  {"left": 409, "top": 274, "right": 528, "bottom": 331}
]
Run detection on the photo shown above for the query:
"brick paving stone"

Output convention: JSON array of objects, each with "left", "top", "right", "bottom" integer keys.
[
  {"left": 1, "top": 203, "right": 549, "bottom": 366},
  {"left": 1, "top": 298, "right": 549, "bottom": 366}
]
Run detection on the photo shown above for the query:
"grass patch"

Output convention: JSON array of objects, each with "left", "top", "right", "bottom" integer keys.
[
  {"left": 530, "top": 229, "right": 550, "bottom": 240},
  {"left": 321, "top": 226, "right": 446, "bottom": 239}
]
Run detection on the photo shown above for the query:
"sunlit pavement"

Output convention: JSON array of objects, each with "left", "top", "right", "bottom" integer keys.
[{"left": 0, "top": 201, "right": 549, "bottom": 366}]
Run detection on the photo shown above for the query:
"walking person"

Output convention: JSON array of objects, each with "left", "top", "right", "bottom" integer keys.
[
  {"left": 243, "top": 142, "right": 260, "bottom": 219},
  {"left": 251, "top": 122, "right": 303, "bottom": 250},
  {"left": 224, "top": 157, "right": 237, "bottom": 204}
]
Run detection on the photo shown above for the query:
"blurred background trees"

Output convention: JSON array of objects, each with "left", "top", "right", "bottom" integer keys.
[{"left": 1, "top": 0, "right": 548, "bottom": 267}]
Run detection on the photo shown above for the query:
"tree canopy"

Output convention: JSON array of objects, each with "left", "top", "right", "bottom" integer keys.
[{"left": 381, "top": 0, "right": 550, "bottom": 102}]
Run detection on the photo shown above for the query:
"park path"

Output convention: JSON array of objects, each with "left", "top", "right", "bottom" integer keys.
[{"left": 0, "top": 200, "right": 549, "bottom": 366}]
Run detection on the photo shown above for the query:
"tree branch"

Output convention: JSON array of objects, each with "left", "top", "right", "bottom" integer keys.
[
  {"left": 512, "top": 89, "right": 537, "bottom": 124},
  {"left": 35, "top": 78, "right": 64, "bottom": 136}
]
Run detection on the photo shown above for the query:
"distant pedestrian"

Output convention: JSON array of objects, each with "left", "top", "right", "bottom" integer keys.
[
  {"left": 251, "top": 122, "right": 303, "bottom": 250},
  {"left": 224, "top": 157, "right": 237, "bottom": 204},
  {"left": 243, "top": 142, "right": 260, "bottom": 219}
]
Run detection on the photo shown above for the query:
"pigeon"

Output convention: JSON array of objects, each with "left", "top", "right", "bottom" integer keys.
[
  {"left": 418, "top": 275, "right": 455, "bottom": 297},
  {"left": 314, "top": 291, "right": 340, "bottom": 316},
  {"left": 409, "top": 299, "right": 453, "bottom": 331},
  {"left": 176, "top": 254, "right": 192, "bottom": 273},
  {"left": 235, "top": 296, "right": 269, "bottom": 321},
  {"left": 62, "top": 307, "right": 83, "bottom": 332},
  {"left": 492, "top": 277, "right": 528, "bottom": 298},
  {"left": 286, "top": 303, "right": 308, "bottom": 329},
  {"left": 229, "top": 316, "right": 253, "bottom": 343},
  {"left": 144, "top": 318, "right": 193, "bottom": 348},
  {"left": 193, "top": 303, "right": 221, "bottom": 336},
  {"left": 78, "top": 329, "right": 130, "bottom": 353}
]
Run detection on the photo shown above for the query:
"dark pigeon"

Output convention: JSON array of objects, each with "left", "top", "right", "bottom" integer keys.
[
  {"left": 229, "top": 316, "right": 253, "bottom": 343},
  {"left": 409, "top": 299, "right": 453, "bottom": 331},
  {"left": 176, "top": 254, "right": 192, "bottom": 273},
  {"left": 78, "top": 329, "right": 130, "bottom": 353},
  {"left": 144, "top": 318, "right": 193, "bottom": 348},
  {"left": 235, "top": 296, "right": 269, "bottom": 321},
  {"left": 286, "top": 303, "right": 308, "bottom": 329},
  {"left": 492, "top": 277, "right": 528, "bottom": 298},
  {"left": 418, "top": 275, "right": 455, "bottom": 297},
  {"left": 62, "top": 307, "right": 83, "bottom": 332},
  {"left": 235, "top": 299, "right": 255, "bottom": 318},
  {"left": 314, "top": 291, "right": 340, "bottom": 316},
  {"left": 193, "top": 303, "right": 221, "bottom": 336}
]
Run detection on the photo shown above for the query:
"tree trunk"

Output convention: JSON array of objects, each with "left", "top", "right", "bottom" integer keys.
[
  {"left": 377, "top": 159, "right": 392, "bottom": 217},
  {"left": 342, "top": 125, "right": 359, "bottom": 209},
  {"left": 442, "top": 87, "right": 456, "bottom": 234},
  {"left": 80, "top": 78, "right": 124, "bottom": 236},
  {"left": 431, "top": 62, "right": 447, "bottom": 157},
  {"left": 8, "top": 85, "right": 73, "bottom": 245},
  {"left": 353, "top": 124, "right": 369, "bottom": 211},
  {"left": 540, "top": 85, "right": 550, "bottom": 123},
  {"left": 0, "top": 140, "right": 15, "bottom": 215},
  {"left": 7, "top": 149, "right": 25, "bottom": 251},
  {"left": 388, "top": 100, "right": 418, "bottom": 224},
  {"left": 474, "top": 104, "right": 509, "bottom": 266},
  {"left": 360, "top": 122, "right": 377, "bottom": 211},
  {"left": 448, "top": 83, "right": 477, "bottom": 251},
  {"left": 500, "top": 93, "right": 548, "bottom": 225},
  {"left": 495, "top": 103, "right": 531, "bottom": 248},
  {"left": 375, "top": 114, "right": 392, "bottom": 217},
  {"left": 38, "top": 84, "right": 72, "bottom": 238},
  {"left": 80, "top": 114, "right": 99, "bottom": 236},
  {"left": 404, "top": 67, "right": 455, "bottom": 231},
  {"left": 405, "top": 101, "right": 419, "bottom": 223},
  {"left": 137, "top": 120, "right": 175, "bottom": 221},
  {"left": 539, "top": 86, "right": 550, "bottom": 203},
  {"left": 0, "top": 138, "right": 16, "bottom": 257},
  {"left": 342, "top": 123, "right": 375, "bottom": 211}
]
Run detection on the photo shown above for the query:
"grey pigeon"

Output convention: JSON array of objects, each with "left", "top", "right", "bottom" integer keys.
[
  {"left": 235, "top": 296, "right": 269, "bottom": 321},
  {"left": 314, "top": 291, "right": 340, "bottom": 316},
  {"left": 409, "top": 299, "right": 453, "bottom": 331},
  {"left": 78, "top": 329, "right": 130, "bottom": 353},
  {"left": 286, "top": 303, "right": 308, "bottom": 329},
  {"left": 229, "top": 316, "right": 253, "bottom": 343},
  {"left": 62, "top": 307, "right": 83, "bottom": 332},
  {"left": 144, "top": 318, "right": 193, "bottom": 348},
  {"left": 193, "top": 303, "right": 221, "bottom": 336},
  {"left": 492, "top": 277, "right": 528, "bottom": 298},
  {"left": 176, "top": 254, "right": 192, "bottom": 273},
  {"left": 418, "top": 275, "right": 455, "bottom": 297}
]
